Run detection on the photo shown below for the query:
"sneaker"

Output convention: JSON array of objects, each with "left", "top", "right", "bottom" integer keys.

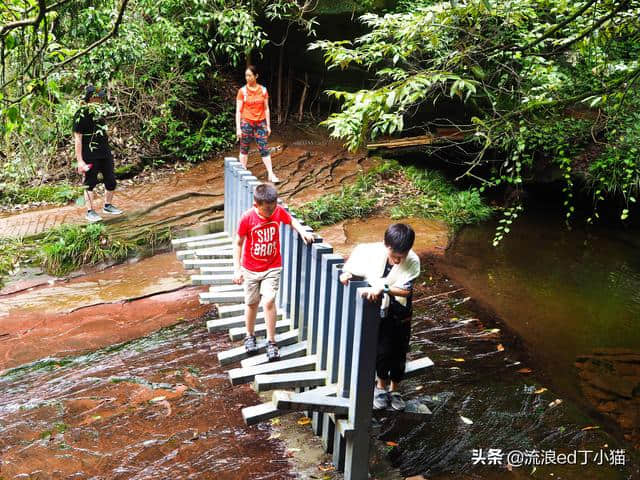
[
  {"left": 102, "top": 204, "right": 123, "bottom": 215},
  {"left": 389, "top": 391, "right": 406, "bottom": 411},
  {"left": 86, "top": 209, "right": 102, "bottom": 223},
  {"left": 268, "top": 175, "right": 281, "bottom": 184},
  {"left": 373, "top": 387, "right": 390, "bottom": 410},
  {"left": 244, "top": 335, "right": 258, "bottom": 355},
  {"left": 266, "top": 341, "right": 280, "bottom": 362}
]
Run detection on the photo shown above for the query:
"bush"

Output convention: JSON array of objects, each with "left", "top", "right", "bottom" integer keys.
[{"left": 40, "top": 224, "right": 133, "bottom": 276}]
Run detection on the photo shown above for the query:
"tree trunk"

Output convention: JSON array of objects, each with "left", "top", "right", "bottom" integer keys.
[
  {"left": 298, "top": 72, "right": 309, "bottom": 122},
  {"left": 276, "top": 46, "right": 284, "bottom": 124}
]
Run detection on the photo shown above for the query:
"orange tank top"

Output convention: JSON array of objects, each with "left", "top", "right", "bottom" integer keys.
[{"left": 237, "top": 85, "right": 268, "bottom": 122}]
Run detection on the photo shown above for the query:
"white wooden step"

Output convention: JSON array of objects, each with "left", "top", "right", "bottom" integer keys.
[
  {"left": 254, "top": 370, "right": 327, "bottom": 392},
  {"left": 171, "top": 231, "right": 229, "bottom": 246},
  {"left": 228, "top": 320, "right": 291, "bottom": 341},
  {"left": 240, "top": 341, "right": 308, "bottom": 368},
  {"left": 191, "top": 274, "right": 235, "bottom": 286},
  {"left": 228, "top": 354, "right": 317, "bottom": 385},
  {"left": 186, "top": 238, "right": 233, "bottom": 248},
  {"left": 183, "top": 258, "right": 233, "bottom": 269},
  {"left": 217, "top": 329, "right": 299, "bottom": 366}
]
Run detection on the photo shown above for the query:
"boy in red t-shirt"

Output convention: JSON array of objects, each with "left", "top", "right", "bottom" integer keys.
[{"left": 233, "top": 183, "right": 314, "bottom": 361}]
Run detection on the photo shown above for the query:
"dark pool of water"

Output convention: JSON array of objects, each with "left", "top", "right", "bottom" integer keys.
[{"left": 372, "top": 289, "right": 639, "bottom": 479}]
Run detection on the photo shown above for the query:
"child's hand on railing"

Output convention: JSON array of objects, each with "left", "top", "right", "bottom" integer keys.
[
  {"left": 232, "top": 270, "right": 244, "bottom": 285},
  {"left": 360, "top": 286, "right": 383, "bottom": 301},
  {"left": 339, "top": 272, "right": 353, "bottom": 286},
  {"left": 301, "top": 231, "right": 315, "bottom": 244}
]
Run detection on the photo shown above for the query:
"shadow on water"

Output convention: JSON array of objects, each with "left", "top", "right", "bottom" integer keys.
[{"left": 0, "top": 319, "right": 294, "bottom": 479}]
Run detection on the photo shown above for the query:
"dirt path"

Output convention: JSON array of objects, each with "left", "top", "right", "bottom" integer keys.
[{"left": 0, "top": 134, "right": 373, "bottom": 238}]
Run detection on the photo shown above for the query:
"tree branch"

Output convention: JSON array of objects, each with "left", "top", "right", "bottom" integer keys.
[{"left": 0, "top": 0, "right": 46, "bottom": 38}]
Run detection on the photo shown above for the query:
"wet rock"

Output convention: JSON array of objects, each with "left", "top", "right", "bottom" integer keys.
[{"left": 575, "top": 349, "right": 640, "bottom": 448}]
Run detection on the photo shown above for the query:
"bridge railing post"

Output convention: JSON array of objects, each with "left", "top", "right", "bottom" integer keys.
[{"left": 344, "top": 291, "right": 379, "bottom": 480}]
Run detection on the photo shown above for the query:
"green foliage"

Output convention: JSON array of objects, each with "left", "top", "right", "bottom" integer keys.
[
  {"left": 296, "top": 160, "right": 493, "bottom": 230},
  {"left": 390, "top": 166, "right": 493, "bottom": 228},
  {"left": 293, "top": 176, "right": 379, "bottom": 229},
  {"left": 0, "top": 183, "right": 82, "bottom": 206},
  {"left": 311, "top": 0, "right": 640, "bottom": 228},
  {"left": 40, "top": 223, "right": 133, "bottom": 276}
]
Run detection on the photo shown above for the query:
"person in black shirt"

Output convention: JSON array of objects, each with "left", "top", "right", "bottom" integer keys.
[
  {"left": 73, "top": 85, "right": 123, "bottom": 222},
  {"left": 340, "top": 223, "right": 421, "bottom": 411}
]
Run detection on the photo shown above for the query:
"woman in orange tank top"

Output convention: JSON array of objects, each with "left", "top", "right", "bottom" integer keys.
[{"left": 235, "top": 65, "right": 279, "bottom": 183}]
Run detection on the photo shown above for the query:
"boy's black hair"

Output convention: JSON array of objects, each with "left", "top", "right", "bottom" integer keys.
[
  {"left": 384, "top": 223, "right": 415, "bottom": 253},
  {"left": 254, "top": 183, "right": 278, "bottom": 204}
]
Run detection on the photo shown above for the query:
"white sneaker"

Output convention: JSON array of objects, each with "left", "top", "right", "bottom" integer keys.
[
  {"left": 389, "top": 391, "right": 406, "bottom": 411},
  {"left": 373, "top": 387, "right": 390, "bottom": 410},
  {"left": 102, "top": 204, "right": 123, "bottom": 215},
  {"left": 86, "top": 209, "right": 102, "bottom": 223}
]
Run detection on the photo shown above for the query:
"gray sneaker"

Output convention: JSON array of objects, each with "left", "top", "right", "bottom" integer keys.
[
  {"left": 244, "top": 335, "right": 258, "bottom": 355},
  {"left": 86, "top": 209, "right": 102, "bottom": 223},
  {"left": 102, "top": 204, "right": 123, "bottom": 215},
  {"left": 389, "top": 391, "right": 406, "bottom": 411},
  {"left": 373, "top": 387, "right": 390, "bottom": 410}
]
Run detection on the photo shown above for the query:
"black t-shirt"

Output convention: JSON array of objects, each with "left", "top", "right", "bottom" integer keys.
[
  {"left": 73, "top": 106, "right": 111, "bottom": 161},
  {"left": 382, "top": 261, "right": 414, "bottom": 320}
]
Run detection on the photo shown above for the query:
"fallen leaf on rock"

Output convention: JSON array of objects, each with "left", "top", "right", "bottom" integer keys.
[
  {"left": 497, "top": 344, "right": 505, "bottom": 352},
  {"left": 452, "top": 358, "right": 465, "bottom": 362},
  {"left": 271, "top": 418, "right": 280, "bottom": 426},
  {"left": 415, "top": 385, "right": 424, "bottom": 391},
  {"left": 386, "top": 441, "right": 399, "bottom": 447},
  {"left": 150, "top": 396, "right": 166, "bottom": 403},
  {"left": 517, "top": 368, "right": 533, "bottom": 374},
  {"left": 548, "top": 399, "right": 563, "bottom": 408},
  {"left": 460, "top": 416, "right": 473, "bottom": 425},
  {"left": 297, "top": 417, "right": 312, "bottom": 425},
  {"left": 319, "top": 464, "right": 335, "bottom": 472},
  {"left": 534, "top": 387, "right": 547, "bottom": 394},
  {"left": 581, "top": 426, "right": 600, "bottom": 431}
]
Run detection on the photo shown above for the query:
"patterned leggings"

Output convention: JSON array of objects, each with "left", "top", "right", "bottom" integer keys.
[{"left": 239, "top": 119, "right": 269, "bottom": 157}]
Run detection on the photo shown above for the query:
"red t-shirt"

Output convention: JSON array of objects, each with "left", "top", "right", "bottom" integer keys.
[{"left": 238, "top": 205, "right": 292, "bottom": 272}]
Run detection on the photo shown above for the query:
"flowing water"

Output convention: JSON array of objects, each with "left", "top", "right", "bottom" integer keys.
[{"left": 0, "top": 320, "right": 295, "bottom": 479}]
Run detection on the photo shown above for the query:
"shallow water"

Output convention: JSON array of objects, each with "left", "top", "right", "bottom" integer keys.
[{"left": 0, "top": 320, "right": 294, "bottom": 479}]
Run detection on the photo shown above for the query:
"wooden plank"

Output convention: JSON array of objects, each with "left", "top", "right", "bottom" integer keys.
[
  {"left": 228, "top": 320, "right": 291, "bottom": 341},
  {"left": 405, "top": 356, "right": 434, "bottom": 377},
  {"left": 253, "top": 370, "right": 327, "bottom": 392},
  {"left": 171, "top": 231, "right": 229, "bottom": 246},
  {"left": 217, "top": 303, "right": 256, "bottom": 318},
  {"left": 183, "top": 258, "right": 233, "bottom": 269},
  {"left": 186, "top": 238, "right": 232, "bottom": 248},
  {"left": 242, "top": 401, "right": 287, "bottom": 426},
  {"left": 198, "top": 266, "right": 234, "bottom": 274},
  {"left": 217, "top": 329, "right": 299, "bottom": 366},
  {"left": 190, "top": 274, "right": 235, "bottom": 286},
  {"left": 209, "top": 284, "right": 243, "bottom": 292},
  {"left": 228, "top": 354, "right": 317, "bottom": 385},
  {"left": 200, "top": 291, "right": 244, "bottom": 304},
  {"left": 206, "top": 311, "right": 283, "bottom": 333},
  {"left": 274, "top": 390, "right": 349, "bottom": 415},
  {"left": 194, "top": 248, "right": 233, "bottom": 259},
  {"left": 240, "top": 341, "right": 308, "bottom": 368}
]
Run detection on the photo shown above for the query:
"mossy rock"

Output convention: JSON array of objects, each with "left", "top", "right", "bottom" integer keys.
[{"left": 315, "top": 0, "right": 398, "bottom": 14}]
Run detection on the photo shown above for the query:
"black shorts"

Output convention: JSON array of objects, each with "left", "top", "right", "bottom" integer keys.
[
  {"left": 376, "top": 315, "right": 411, "bottom": 383},
  {"left": 83, "top": 156, "right": 117, "bottom": 191}
]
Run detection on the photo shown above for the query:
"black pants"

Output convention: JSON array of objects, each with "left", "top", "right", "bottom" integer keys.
[
  {"left": 83, "top": 156, "right": 116, "bottom": 191},
  {"left": 376, "top": 316, "right": 411, "bottom": 383}
]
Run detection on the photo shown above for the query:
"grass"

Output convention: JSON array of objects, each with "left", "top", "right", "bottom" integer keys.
[
  {"left": 0, "top": 183, "right": 82, "bottom": 206},
  {"left": 294, "top": 159, "right": 494, "bottom": 230},
  {"left": 40, "top": 223, "right": 134, "bottom": 277}
]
